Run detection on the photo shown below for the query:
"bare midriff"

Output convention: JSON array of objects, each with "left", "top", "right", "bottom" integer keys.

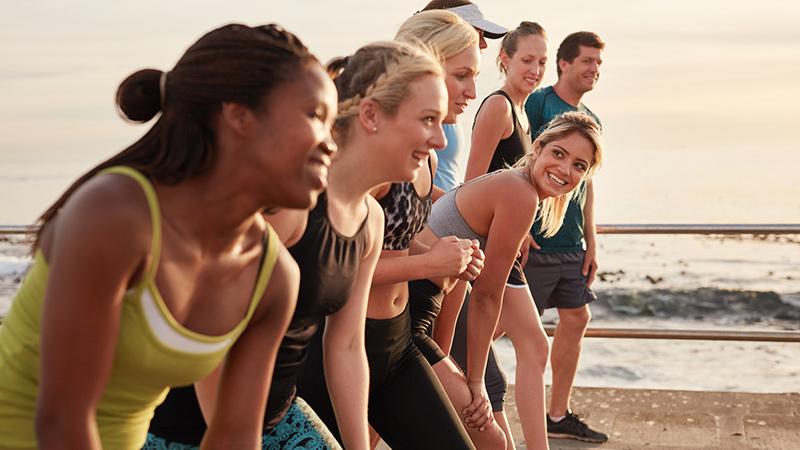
[{"left": 366, "top": 248, "right": 411, "bottom": 320}]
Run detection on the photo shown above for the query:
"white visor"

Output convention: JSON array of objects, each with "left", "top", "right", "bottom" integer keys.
[{"left": 448, "top": 4, "right": 509, "bottom": 38}]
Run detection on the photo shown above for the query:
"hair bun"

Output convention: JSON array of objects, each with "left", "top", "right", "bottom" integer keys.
[{"left": 116, "top": 68, "right": 162, "bottom": 123}]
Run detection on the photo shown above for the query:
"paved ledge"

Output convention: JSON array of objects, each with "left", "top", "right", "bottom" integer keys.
[
  {"left": 504, "top": 386, "right": 800, "bottom": 450},
  {"left": 375, "top": 386, "right": 798, "bottom": 449}
]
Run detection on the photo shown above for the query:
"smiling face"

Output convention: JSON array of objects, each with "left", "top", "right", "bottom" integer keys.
[
  {"left": 248, "top": 62, "right": 338, "bottom": 209},
  {"left": 560, "top": 45, "right": 603, "bottom": 94},
  {"left": 531, "top": 131, "right": 595, "bottom": 199},
  {"left": 378, "top": 73, "right": 448, "bottom": 182},
  {"left": 444, "top": 43, "right": 480, "bottom": 123},
  {"left": 501, "top": 34, "right": 547, "bottom": 94}
]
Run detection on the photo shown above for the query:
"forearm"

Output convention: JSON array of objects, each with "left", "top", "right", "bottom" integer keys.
[
  {"left": 583, "top": 181, "right": 597, "bottom": 249},
  {"left": 371, "top": 253, "right": 432, "bottom": 286},
  {"left": 36, "top": 412, "right": 100, "bottom": 450},
  {"left": 465, "top": 289, "right": 502, "bottom": 383},
  {"left": 408, "top": 238, "right": 431, "bottom": 257},
  {"left": 201, "top": 425, "right": 260, "bottom": 450},
  {"left": 432, "top": 280, "right": 468, "bottom": 355},
  {"left": 325, "top": 347, "right": 370, "bottom": 450},
  {"left": 584, "top": 224, "right": 597, "bottom": 250},
  {"left": 194, "top": 365, "right": 223, "bottom": 424}
]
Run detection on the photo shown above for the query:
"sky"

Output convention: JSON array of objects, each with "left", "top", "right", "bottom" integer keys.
[{"left": 1, "top": 0, "right": 800, "bottom": 223}]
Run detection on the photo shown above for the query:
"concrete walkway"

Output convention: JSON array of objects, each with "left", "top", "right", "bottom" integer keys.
[
  {"left": 376, "top": 386, "right": 799, "bottom": 449},
  {"left": 504, "top": 386, "right": 800, "bottom": 450}
]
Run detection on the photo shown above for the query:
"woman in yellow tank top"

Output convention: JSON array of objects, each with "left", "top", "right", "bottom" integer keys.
[{"left": 0, "top": 24, "right": 338, "bottom": 450}]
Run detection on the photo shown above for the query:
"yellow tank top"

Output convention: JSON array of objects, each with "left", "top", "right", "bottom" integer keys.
[{"left": 0, "top": 166, "right": 279, "bottom": 449}]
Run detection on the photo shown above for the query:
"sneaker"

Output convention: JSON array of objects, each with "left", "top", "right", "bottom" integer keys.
[{"left": 547, "top": 410, "right": 608, "bottom": 443}]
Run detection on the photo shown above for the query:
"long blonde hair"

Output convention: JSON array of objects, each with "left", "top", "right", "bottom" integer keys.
[
  {"left": 514, "top": 111, "right": 603, "bottom": 237},
  {"left": 326, "top": 41, "right": 443, "bottom": 145},
  {"left": 395, "top": 10, "right": 478, "bottom": 60}
]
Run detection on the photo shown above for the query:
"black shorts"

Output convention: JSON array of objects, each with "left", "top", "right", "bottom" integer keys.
[
  {"left": 506, "top": 259, "right": 527, "bottom": 287},
  {"left": 523, "top": 250, "right": 596, "bottom": 314}
]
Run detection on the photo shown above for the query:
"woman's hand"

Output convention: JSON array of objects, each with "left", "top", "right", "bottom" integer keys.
[
  {"left": 518, "top": 232, "right": 539, "bottom": 266},
  {"left": 462, "top": 380, "right": 494, "bottom": 432},
  {"left": 424, "top": 236, "right": 474, "bottom": 278},
  {"left": 582, "top": 245, "right": 598, "bottom": 286},
  {"left": 458, "top": 240, "right": 485, "bottom": 282}
]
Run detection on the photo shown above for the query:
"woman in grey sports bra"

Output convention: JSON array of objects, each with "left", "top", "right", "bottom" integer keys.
[{"left": 418, "top": 112, "right": 604, "bottom": 450}]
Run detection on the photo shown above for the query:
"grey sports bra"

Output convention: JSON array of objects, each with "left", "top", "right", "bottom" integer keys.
[{"left": 427, "top": 184, "right": 487, "bottom": 249}]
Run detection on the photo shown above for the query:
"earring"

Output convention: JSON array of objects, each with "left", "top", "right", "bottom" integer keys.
[{"left": 372, "top": 126, "right": 378, "bottom": 133}]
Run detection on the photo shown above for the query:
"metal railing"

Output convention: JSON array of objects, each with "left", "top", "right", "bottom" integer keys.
[
  {"left": 3, "top": 223, "right": 800, "bottom": 342},
  {"left": 0, "top": 225, "right": 36, "bottom": 235},
  {"left": 597, "top": 223, "right": 800, "bottom": 235},
  {"left": 545, "top": 223, "right": 800, "bottom": 343}
]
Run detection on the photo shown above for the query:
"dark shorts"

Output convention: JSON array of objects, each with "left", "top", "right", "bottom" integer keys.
[
  {"left": 506, "top": 259, "right": 527, "bottom": 287},
  {"left": 523, "top": 250, "right": 596, "bottom": 314}
]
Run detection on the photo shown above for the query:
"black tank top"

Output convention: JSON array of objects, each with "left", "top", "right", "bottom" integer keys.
[
  {"left": 148, "top": 192, "right": 370, "bottom": 442},
  {"left": 475, "top": 90, "right": 532, "bottom": 172},
  {"left": 264, "top": 190, "right": 370, "bottom": 428},
  {"left": 378, "top": 158, "right": 433, "bottom": 250}
]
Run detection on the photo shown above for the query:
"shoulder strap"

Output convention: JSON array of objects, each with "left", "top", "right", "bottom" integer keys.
[
  {"left": 247, "top": 224, "right": 281, "bottom": 317},
  {"left": 493, "top": 90, "right": 523, "bottom": 136},
  {"left": 472, "top": 90, "right": 514, "bottom": 131},
  {"left": 99, "top": 166, "right": 162, "bottom": 282}
]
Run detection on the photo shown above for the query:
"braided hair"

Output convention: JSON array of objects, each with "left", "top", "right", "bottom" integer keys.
[{"left": 326, "top": 41, "right": 443, "bottom": 145}]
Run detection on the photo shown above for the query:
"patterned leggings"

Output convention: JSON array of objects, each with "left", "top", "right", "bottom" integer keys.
[{"left": 142, "top": 397, "right": 341, "bottom": 450}]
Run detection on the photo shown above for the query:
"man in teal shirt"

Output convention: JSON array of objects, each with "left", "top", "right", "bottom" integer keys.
[{"left": 524, "top": 31, "right": 608, "bottom": 443}]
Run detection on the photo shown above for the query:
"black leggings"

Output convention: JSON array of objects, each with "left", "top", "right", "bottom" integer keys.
[
  {"left": 297, "top": 306, "right": 474, "bottom": 450},
  {"left": 408, "top": 279, "right": 447, "bottom": 365},
  {"left": 450, "top": 289, "right": 508, "bottom": 412}
]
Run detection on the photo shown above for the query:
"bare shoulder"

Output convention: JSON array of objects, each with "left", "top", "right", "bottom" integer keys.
[
  {"left": 365, "top": 195, "right": 385, "bottom": 255},
  {"left": 469, "top": 170, "right": 539, "bottom": 208},
  {"left": 369, "top": 182, "right": 391, "bottom": 201},
  {"left": 477, "top": 95, "right": 513, "bottom": 121},
  {"left": 473, "top": 95, "right": 514, "bottom": 140},
  {"left": 52, "top": 173, "right": 153, "bottom": 250}
]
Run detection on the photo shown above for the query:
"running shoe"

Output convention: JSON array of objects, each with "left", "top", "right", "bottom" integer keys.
[{"left": 547, "top": 410, "right": 608, "bottom": 443}]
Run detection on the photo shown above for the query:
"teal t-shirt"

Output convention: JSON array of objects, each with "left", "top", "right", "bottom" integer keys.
[{"left": 524, "top": 86, "right": 601, "bottom": 253}]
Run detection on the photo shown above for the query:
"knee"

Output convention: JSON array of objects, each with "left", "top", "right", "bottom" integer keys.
[
  {"left": 485, "top": 425, "right": 508, "bottom": 450},
  {"left": 559, "top": 306, "right": 591, "bottom": 331},
  {"left": 517, "top": 331, "right": 550, "bottom": 370},
  {"left": 533, "top": 332, "right": 551, "bottom": 369}
]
